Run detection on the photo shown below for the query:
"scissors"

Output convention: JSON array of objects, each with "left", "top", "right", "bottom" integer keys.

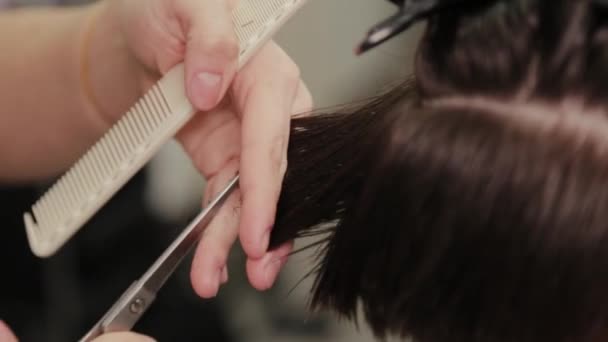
[{"left": 79, "top": 175, "right": 239, "bottom": 341}]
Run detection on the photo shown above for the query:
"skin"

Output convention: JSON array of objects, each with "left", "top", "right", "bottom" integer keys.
[
  {"left": 0, "top": 0, "right": 312, "bottom": 338},
  {"left": 1, "top": 321, "right": 153, "bottom": 342},
  {"left": 0, "top": 321, "right": 17, "bottom": 342}
]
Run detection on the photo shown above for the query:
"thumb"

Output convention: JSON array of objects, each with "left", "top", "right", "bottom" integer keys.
[
  {"left": 177, "top": 0, "right": 240, "bottom": 111},
  {"left": 91, "top": 332, "right": 156, "bottom": 342},
  {"left": 0, "top": 321, "right": 18, "bottom": 342}
]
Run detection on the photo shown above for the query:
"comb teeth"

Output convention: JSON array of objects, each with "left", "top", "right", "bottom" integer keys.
[
  {"left": 24, "top": 74, "right": 193, "bottom": 256},
  {"left": 24, "top": 0, "right": 309, "bottom": 257},
  {"left": 234, "top": 0, "right": 287, "bottom": 61}
]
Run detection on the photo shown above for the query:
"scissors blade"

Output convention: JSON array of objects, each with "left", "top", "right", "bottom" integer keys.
[
  {"left": 141, "top": 174, "right": 239, "bottom": 293},
  {"left": 80, "top": 175, "right": 239, "bottom": 341}
]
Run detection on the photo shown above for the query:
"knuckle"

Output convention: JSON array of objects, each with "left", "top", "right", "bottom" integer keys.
[
  {"left": 301, "top": 84, "right": 314, "bottom": 112},
  {"left": 199, "top": 240, "right": 228, "bottom": 266},
  {"left": 268, "top": 46, "right": 300, "bottom": 83},
  {"left": 281, "top": 60, "right": 301, "bottom": 84},
  {"left": 205, "top": 34, "right": 240, "bottom": 62},
  {"left": 291, "top": 81, "right": 314, "bottom": 116}
]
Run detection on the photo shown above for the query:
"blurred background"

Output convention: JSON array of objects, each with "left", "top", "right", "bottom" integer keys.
[{"left": 0, "top": 0, "right": 422, "bottom": 341}]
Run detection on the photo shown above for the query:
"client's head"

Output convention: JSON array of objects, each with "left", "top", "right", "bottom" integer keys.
[{"left": 270, "top": 1, "right": 608, "bottom": 341}]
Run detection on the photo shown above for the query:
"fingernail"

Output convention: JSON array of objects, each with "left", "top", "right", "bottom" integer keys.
[
  {"left": 221, "top": 265, "right": 229, "bottom": 284},
  {"left": 191, "top": 72, "right": 222, "bottom": 110},
  {"left": 264, "top": 257, "right": 284, "bottom": 289}
]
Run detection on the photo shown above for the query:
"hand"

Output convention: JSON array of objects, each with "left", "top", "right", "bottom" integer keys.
[
  {"left": 91, "top": 332, "right": 155, "bottom": 342},
  {"left": 180, "top": 43, "right": 312, "bottom": 297},
  {"left": 0, "top": 321, "right": 17, "bottom": 342},
  {"left": 93, "top": 0, "right": 313, "bottom": 295},
  {"left": 0, "top": 321, "right": 153, "bottom": 342}
]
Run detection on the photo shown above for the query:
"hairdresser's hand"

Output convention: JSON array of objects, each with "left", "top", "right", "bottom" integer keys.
[
  {"left": 91, "top": 332, "right": 155, "bottom": 342},
  {"left": 99, "top": 0, "right": 312, "bottom": 295},
  {"left": 0, "top": 321, "right": 154, "bottom": 342},
  {"left": 0, "top": 321, "right": 17, "bottom": 342},
  {"left": 179, "top": 41, "right": 312, "bottom": 297}
]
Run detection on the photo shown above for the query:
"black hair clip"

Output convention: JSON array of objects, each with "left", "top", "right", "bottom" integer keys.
[
  {"left": 357, "top": 0, "right": 608, "bottom": 55},
  {"left": 356, "top": 0, "right": 451, "bottom": 55}
]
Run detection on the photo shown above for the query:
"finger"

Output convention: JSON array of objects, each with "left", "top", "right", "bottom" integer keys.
[
  {"left": 221, "top": 265, "right": 229, "bottom": 284},
  {"left": 242, "top": 82, "right": 311, "bottom": 290},
  {"left": 246, "top": 241, "right": 293, "bottom": 290},
  {"left": 0, "top": 321, "right": 17, "bottom": 342},
  {"left": 190, "top": 159, "right": 241, "bottom": 298},
  {"left": 176, "top": 0, "right": 239, "bottom": 110},
  {"left": 176, "top": 102, "right": 240, "bottom": 179},
  {"left": 291, "top": 79, "right": 314, "bottom": 117},
  {"left": 90, "top": 332, "right": 155, "bottom": 342},
  {"left": 232, "top": 42, "right": 301, "bottom": 259}
]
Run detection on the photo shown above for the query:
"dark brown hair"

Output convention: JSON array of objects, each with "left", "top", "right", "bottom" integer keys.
[{"left": 270, "top": 0, "right": 608, "bottom": 341}]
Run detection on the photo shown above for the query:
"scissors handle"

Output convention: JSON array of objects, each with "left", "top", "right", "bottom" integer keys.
[
  {"left": 80, "top": 281, "right": 157, "bottom": 341},
  {"left": 80, "top": 175, "right": 239, "bottom": 341}
]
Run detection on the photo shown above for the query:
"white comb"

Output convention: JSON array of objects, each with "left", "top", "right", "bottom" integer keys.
[{"left": 23, "top": 0, "right": 309, "bottom": 258}]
